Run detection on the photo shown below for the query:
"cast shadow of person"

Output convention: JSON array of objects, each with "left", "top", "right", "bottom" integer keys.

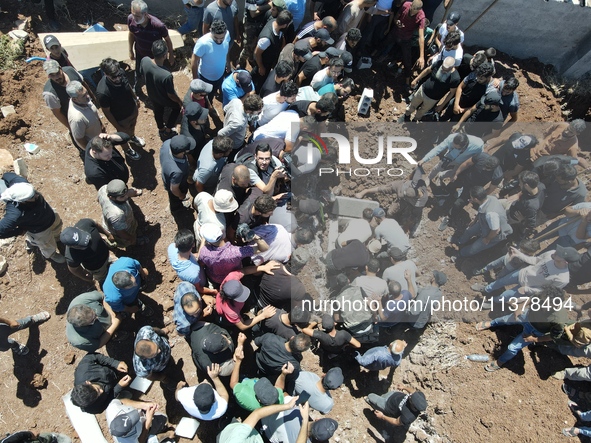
[
  {"left": 13, "top": 325, "right": 46, "bottom": 408},
  {"left": 529, "top": 344, "right": 574, "bottom": 380},
  {"left": 129, "top": 147, "right": 158, "bottom": 191}
]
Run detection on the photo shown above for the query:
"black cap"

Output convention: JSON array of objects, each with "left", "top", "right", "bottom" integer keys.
[
  {"left": 193, "top": 383, "right": 215, "bottom": 413},
  {"left": 170, "top": 135, "right": 196, "bottom": 154},
  {"left": 446, "top": 11, "right": 461, "bottom": 26},
  {"left": 254, "top": 378, "right": 279, "bottom": 406},
  {"left": 202, "top": 333, "right": 230, "bottom": 353}
]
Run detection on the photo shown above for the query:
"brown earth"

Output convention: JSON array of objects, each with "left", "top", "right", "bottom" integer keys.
[{"left": 0, "top": 1, "right": 590, "bottom": 442}]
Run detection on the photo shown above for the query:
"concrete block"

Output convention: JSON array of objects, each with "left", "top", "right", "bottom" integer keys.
[
  {"left": 14, "top": 158, "right": 28, "bottom": 178},
  {"left": 8, "top": 30, "right": 28, "bottom": 40},
  {"left": 357, "top": 57, "right": 372, "bottom": 70},
  {"left": 327, "top": 220, "right": 339, "bottom": 252},
  {"left": 357, "top": 88, "right": 373, "bottom": 115},
  {"left": 331, "top": 196, "right": 379, "bottom": 218},
  {"left": 1, "top": 105, "right": 16, "bottom": 118}
]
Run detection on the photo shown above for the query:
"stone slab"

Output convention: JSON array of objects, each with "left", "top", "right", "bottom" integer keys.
[{"left": 330, "top": 196, "right": 379, "bottom": 218}]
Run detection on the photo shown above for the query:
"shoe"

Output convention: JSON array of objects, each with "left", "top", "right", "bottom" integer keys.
[
  {"left": 397, "top": 114, "right": 411, "bottom": 123},
  {"left": 48, "top": 252, "right": 66, "bottom": 264},
  {"left": 471, "top": 283, "right": 487, "bottom": 293},
  {"left": 125, "top": 148, "right": 141, "bottom": 161},
  {"left": 25, "top": 240, "right": 35, "bottom": 253},
  {"left": 31, "top": 311, "right": 51, "bottom": 324},
  {"left": 472, "top": 268, "right": 487, "bottom": 276},
  {"left": 447, "top": 235, "right": 460, "bottom": 245},
  {"left": 129, "top": 136, "right": 146, "bottom": 148},
  {"left": 438, "top": 216, "right": 450, "bottom": 231},
  {"left": 159, "top": 129, "right": 177, "bottom": 142},
  {"left": 409, "top": 220, "right": 422, "bottom": 238},
  {"left": 13, "top": 344, "right": 29, "bottom": 355},
  {"left": 552, "top": 370, "right": 566, "bottom": 380},
  {"left": 562, "top": 383, "right": 577, "bottom": 397},
  {"left": 139, "top": 302, "right": 154, "bottom": 317}
]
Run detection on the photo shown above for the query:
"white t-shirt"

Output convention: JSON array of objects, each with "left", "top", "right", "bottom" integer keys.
[
  {"left": 310, "top": 68, "right": 331, "bottom": 91},
  {"left": 105, "top": 400, "right": 160, "bottom": 443},
  {"left": 432, "top": 44, "right": 464, "bottom": 67},
  {"left": 438, "top": 24, "right": 465, "bottom": 44},
  {"left": 177, "top": 385, "right": 228, "bottom": 420},
  {"left": 259, "top": 92, "right": 289, "bottom": 126},
  {"left": 253, "top": 110, "right": 300, "bottom": 143},
  {"left": 252, "top": 224, "right": 292, "bottom": 265}
]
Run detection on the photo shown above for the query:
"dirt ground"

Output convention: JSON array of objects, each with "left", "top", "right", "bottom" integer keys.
[{"left": 1, "top": 1, "right": 590, "bottom": 442}]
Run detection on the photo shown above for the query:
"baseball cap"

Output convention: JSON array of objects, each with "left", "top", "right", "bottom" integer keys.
[
  {"left": 60, "top": 227, "right": 91, "bottom": 248},
  {"left": 294, "top": 41, "right": 312, "bottom": 60},
  {"left": 446, "top": 11, "right": 461, "bottom": 26},
  {"left": 221, "top": 280, "right": 250, "bottom": 303},
  {"left": 202, "top": 333, "right": 230, "bottom": 353},
  {"left": 109, "top": 408, "right": 141, "bottom": 437},
  {"left": 190, "top": 79, "right": 213, "bottom": 94},
  {"left": 325, "top": 47, "right": 341, "bottom": 58},
  {"left": 408, "top": 391, "right": 428, "bottom": 412},
  {"left": 341, "top": 51, "right": 353, "bottom": 73},
  {"left": 433, "top": 270, "right": 447, "bottom": 286},
  {"left": 213, "top": 189, "right": 238, "bottom": 212},
  {"left": 321, "top": 314, "right": 335, "bottom": 331},
  {"left": 388, "top": 247, "right": 407, "bottom": 261},
  {"left": 482, "top": 90, "right": 502, "bottom": 106},
  {"left": 272, "top": 0, "right": 286, "bottom": 9},
  {"left": 200, "top": 223, "right": 223, "bottom": 243},
  {"left": 185, "top": 102, "right": 209, "bottom": 122},
  {"left": 43, "top": 59, "right": 61, "bottom": 75},
  {"left": 310, "top": 418, "right": 338, "bottom": 441},
  {"left": 322, "top": 367, "right": 344, "bottom": 390},
  {"left": 313, "top": 28, "right": 334, "bottom": 45},
  {"left": 43, "top": 34, "right": 61, "bottom": 49},
  {"left": 106, "top": 179, "right": 128, "bottom": 197},
  {"left": 298, "top": 198, "right": 321, "bottom": 214},
  {"left": 169, "top": 134, "right": 196, "bottom": 155},
  {"left": 193, "top": 383, "right": 215, "bottom": 414},
  {"left": 367, "top": 239, "right": 382, "bottom": 254},
  {"left": 554, "top": 245, "right": 580, "bottom": 263},
  {"left": 372, "top": 207, "right": 386, "bottom": 218},
  {"left": 237, "top": 71, "right": 253, "bottom": 93},
  {"left": 254, "top": 378, "right": 279, "bottom": 406}
]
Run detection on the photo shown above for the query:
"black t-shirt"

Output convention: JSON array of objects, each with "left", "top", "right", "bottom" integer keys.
[
  {"left": 288, "top": 100, "right": 311, "bottom": 117},
  {"left": 467, "top": 103, "right": 504, "bottom": 124},
  {"left": 140, "top": 57, "right": 176, "bottom": 107},
  {"left": 84, "top": 144, "right": 129, "bottom": 190},
  {"left": 327, "top": 239, "right": 370, "bottom": 271},
  {"left": 570, "top": 247, "right": 591, "bottom": 285},
  {"left": 312, "top": 329, "right": 352, "bottom": 354},
  {"left": 262, "top": 309, "right": 299, "bottom": 340},
  {"left": 298, "top": 56, "right": 323, "bottom": 86},
  {"left": 64, "top": 218, "right": 110, "bottom": 270},
  {"left": 384, "top": 392, "right": 420, "bottom": 428},
  {"left": 254, "top": 333, "right": 301, "bottom": 377},
  {"left": 258, "top": 266, "right": 307, "bottom": 311},
  {"left": 459, "top": 75, "right": 488, "bottom": 108},
  {"left": 217, "top": 163, "right": 251, "bottom": 206},
  {"left": 234, "top": 195, "right": 269, "bottom": 229},
  {"left": 96, "top": 75, "right": 136, "bottom": 121},
  {"left": 422, "top": 60, "right": 461, "bottom": 101},
  {"left": 460, "top": 163, "right": 503, "bottom": 188},
  {"left": 260, "top": 71, "right": 282, "bottom": 98},
  {"left": 493, "top": 135, "right": 532, "bottom": 172}
]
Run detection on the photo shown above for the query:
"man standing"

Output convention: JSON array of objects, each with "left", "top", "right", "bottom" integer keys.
[
  {"left": 66, "top": 81, "right": 104, "bottom": 153},
  {"left": 160, "top": 135, "right": 195, "bottom": 212},
  {"left": 41, "top": 60, "right": 87, "bottom": 132},
  {"left": 237, "top": 0, "right": 271, "bottom": 70},
  {"left": 453, "top": 186, "right": 513, "bottom": 258},
  {"left": 61, "top": 219, "right": 112, "bottom": 283},
  {"left": 219, "top": 95, "right": 264, "bottom": 153},
  {"left": 141, "top": 40, "right": 184, "bottom": 141},
  {"left": 221, "top": 70, "right": 255, "bottom": 106},
  {"left": 128, "top": 0, "right": 174, "bottom": 94},
  {"left": 96, "top": 58, "right": 143, "bottom": 160},
  {"left": 98, "top": 179, "right": 145, "bottom": 248},
  {"left": 133, "top": 325, "right": 172, "bottom": 382},
  {"left": 191, "top": 20, "right": 232, "bottom": 103},
  {"left": 84, "top": 133, "right": 136, "bottom": 190},
  {"left": 398, "top": 56, "right": 460, "bottom": 122},
  {"left": 178, "top": 0, "right": 205, "bottom": 37},
  {"left": 103, "top": 257, "right": 151, "bottom": 315},
  {"left": 194, "top": 136, "right": 234, "bottom": 194},
  {"left": 0, "top": 174, "right": 64, "bottom": 263},
  {"left": 202, "top": 0, "right": 240, "bottom": 43},
  {"left": 253, "top": 11, "right": 293, "bottom": 84}
]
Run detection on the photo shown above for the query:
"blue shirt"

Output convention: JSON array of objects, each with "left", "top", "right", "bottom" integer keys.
[
  {"left": 421, "top": 133, "right": 484, "bottom": 167},
  {"left": 167, "top": 243, "right": 206, "bottom": 286},
  {"left": 355, "top": 346, "right": 402, "bottom": 371},
  {"left": 222, "top": 70, "right": 255, "bottom": 106},
  {"left": 318, "top": 83, "right": 336, "bottom": 96},
  {"left": 103, "top": 257, "right": 142, "bottom": 312},
  {"left": 133, "top": 326, "right": 171, "bottom": 377},
  {"left": 173, "top": 281, "right": 204, "bottom": 336},
  {"left": 193, "top": 31, "right": 231, "bottom": 81}
]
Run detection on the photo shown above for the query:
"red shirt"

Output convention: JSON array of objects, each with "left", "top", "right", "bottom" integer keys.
[{"left": 396, "top": 2, "right": 425, "bottom": 41}]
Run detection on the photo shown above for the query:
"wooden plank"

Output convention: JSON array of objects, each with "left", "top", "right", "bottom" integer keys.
[{"left": 38, "top": 30, "right": 184, "bottom": 70}]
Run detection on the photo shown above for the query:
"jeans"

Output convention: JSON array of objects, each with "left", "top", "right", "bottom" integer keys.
[
  {"left": 458, "top": 223, "right": 504, "bottom": 257},
  {"left": 0, "top": 316, "right": 36, "bottom": 352},
  {"left": 483, "top": 254, "right": 517, "bottom": 278},
  {"left": 178, "top": 5, "right": 204, "bottom": 35},
  {"left": 367, "top": 391, "right": 397, "bottom": 413},
  {"left": 199, "top": 72, "right": 225, "bottom": 104},
  {"left": 490, "top": 311, "right": 545, "bottom": 365},
  {"left": 558, "top": 343, "right": 591, "bottom": 382},
  {"left": 153, "top": 102, "right": 182, "bottom": 131}
]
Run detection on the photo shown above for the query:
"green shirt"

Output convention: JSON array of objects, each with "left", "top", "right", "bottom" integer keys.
[
  {"left": 233, "top": 378, "right": 285, "bottom": 411},
  {"left": 218, "top": 423, "right": 263, "bottom": 443},
  {"left": 65, "top": 291, "right": 111, "bottom": 352}
]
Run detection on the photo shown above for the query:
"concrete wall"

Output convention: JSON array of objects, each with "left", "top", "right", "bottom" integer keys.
[{"left": 433, "top": 0, "right": 591, "bottom": 77}]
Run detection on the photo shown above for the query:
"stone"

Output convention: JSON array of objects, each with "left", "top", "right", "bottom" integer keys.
[
  {"left": 31, "top": 373, "right": 47, "bottom": 389},
  {"left": 1, "top": 105, "right": 16, "bottom": 118},
  {"left": 8, "top": 30, "right": 28, "bottom": 40},
  {"left": 15, "top": 19, "right": 29, "bottom": 30},
  {"left": 0, "top": 255, "right": 7, "bottom": 276},
  {"left": 64, "top": 351, "right": 76, "bottom": 365},
  {"left": 331, "top": 196, "right": 379, "bottom": 218}
]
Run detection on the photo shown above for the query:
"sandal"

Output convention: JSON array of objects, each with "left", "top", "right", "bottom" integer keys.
[
  {"left": 475, "top": 321, "right": 491, "bottom": 331},
  {"left": 562, "top": 427, "right": 578, "bottom": 437},
  {"left": 484, "top": 361, "right": 502, "bottom": 372},
  {"left": 31, "top": 311, "right": 51, "bottom": 324}
]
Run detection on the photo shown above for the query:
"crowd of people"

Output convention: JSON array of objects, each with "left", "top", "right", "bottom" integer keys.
[{"left": 1, "top": 0, "right": 591, "bottom": 441}]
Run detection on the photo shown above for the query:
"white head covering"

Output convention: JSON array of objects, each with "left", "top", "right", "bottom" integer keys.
[{"left": 0, "top": 182, "right": 35, "bottom": 202}]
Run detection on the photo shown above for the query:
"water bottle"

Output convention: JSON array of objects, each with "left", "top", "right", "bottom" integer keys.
[{"left": 465, "top": 354, "right": 489, "bottom": 362}]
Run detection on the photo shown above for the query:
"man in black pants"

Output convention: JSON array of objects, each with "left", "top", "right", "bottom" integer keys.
[
  {"left": 159, "top": 135, "right": 195, "bottom": 212},
  {"left": 141, "top": 40, "right": 184, "bottom": 141}
]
